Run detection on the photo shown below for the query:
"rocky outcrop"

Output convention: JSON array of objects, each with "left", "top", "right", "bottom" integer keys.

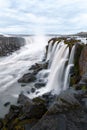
[
  {"left": 70, "top": 43, "right": 84, "bottom": 86},
  {"left": 31, "top": 90, "right": 87, "bottom": 130},
  {"left": 18, "top": 62, "right": 48, "bottom": 83},
  {"left": 75, "top": 32, "right": 87, "bottom": 37},
  {"left": 0, "top": 36, "right": 25, "bottom": 56},
  {"left": 1, "top": 89, "right": 87, "bottom": 130},
  {"left": 79, "top": 45, "right": 87, "bottom": 76},
  {"left": 73, "top": 45, "right": 87, "bottom": 90},
  {"left": 0, "top": 93, "right": 47, "bottom": 130}
]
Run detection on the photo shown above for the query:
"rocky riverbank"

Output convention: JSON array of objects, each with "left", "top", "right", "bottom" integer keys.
[
  {"left": 0, "top": 36, "right": 87, "bottom": 130},
  {"left": 0, "top": 35, "right": 25, "bottom": 56}
]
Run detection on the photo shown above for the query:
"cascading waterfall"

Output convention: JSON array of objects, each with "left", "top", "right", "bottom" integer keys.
[
  {"left": 48, "top": 41, "right": 64, "bottom": 68},
  {"left": 48, "top": 41, "right": 59, "bottom": 68},
  {"left": 36, "top": 41, "right": 75, "bottom": 96},
  {"left": 46, "top": 43, "right": 69, "bottom": 94},
  {"left": 35, "top": 42, "right": 70, "bottom": 96},
  {"left": 46, "top": 41, "right": 53, "bottom": 61},
  {"left": 63, "top": 45, "right": 75, "bottom": 90}
]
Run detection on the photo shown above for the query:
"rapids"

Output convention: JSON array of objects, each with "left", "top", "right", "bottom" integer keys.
[{"left": 0, "top": 35, "right": 48, "bottom": 117}]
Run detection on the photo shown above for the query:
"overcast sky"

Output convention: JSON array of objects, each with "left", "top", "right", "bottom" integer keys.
[{"left": 0, "top": 0, "right": 87, "bottom": 34}]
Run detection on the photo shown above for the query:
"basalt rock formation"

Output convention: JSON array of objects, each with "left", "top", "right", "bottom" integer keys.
[
  {"left": 79, "top": 45, "right": 87, "bottom": 76},
  {"left": 0, "top": 36, "right": 25, "bottom": 56},
  {"left": 18, "top": 62, "right": 48, "bottom": 83},
  {"left": 31, "top": 89, "right": 87, "bottom": 130}
]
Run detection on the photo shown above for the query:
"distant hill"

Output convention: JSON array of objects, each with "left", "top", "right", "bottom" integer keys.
[{"left": 75, "top": 32, "right": 87, "bottom": 37}]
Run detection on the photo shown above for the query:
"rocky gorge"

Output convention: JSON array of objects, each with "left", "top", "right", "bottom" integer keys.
[
  {"left": 0, "top": 35, "right": 87, "bottom": 130},
  {"left": 0, "top": 35, "right": 25, "bottom": 56}
]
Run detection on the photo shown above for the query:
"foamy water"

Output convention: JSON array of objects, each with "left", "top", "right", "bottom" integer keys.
[{"left": 0, "top": 35, "right": 48, "bottom": 117}]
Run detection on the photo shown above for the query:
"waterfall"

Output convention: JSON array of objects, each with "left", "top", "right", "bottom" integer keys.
[
  {"left": 24, "top": 37, "right": 33, "bottom": 44},
  {"left": 32, "top": 41, "right": 76, "bottom": 97},
  {"left": 46, "top": 44, "right": 69, "bottom": 94},
  {"left": 48, "top": 41, "right": 64, "bottom": 68},
  {"left": 48, "top": 41, "right": 59, "bottom": 68},
  {"left": 46, "top": 41, "right": 53, "bottom": 61},
  {"left": 63, "top": 45, "right": 75, "bottom": 90},
  {"left": 50, "top": 43, "right": 67, "bottom": 71},
  {"left": 37, "top": 43, "right": 69, "bottom": 95}
]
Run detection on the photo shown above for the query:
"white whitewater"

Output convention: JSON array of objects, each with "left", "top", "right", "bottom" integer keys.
[
  {"left": 63, "top": 45, "right": 75, "bottom": 90},
  {"left": 0, "top": 35, "right": 48, "bottom": 117}
]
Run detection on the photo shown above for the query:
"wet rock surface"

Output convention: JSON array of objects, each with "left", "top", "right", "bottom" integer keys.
[
  {"left": 4, "top": 102, "right": 10, "bottom": 107},
  {"left": 18, "top": 72, "right": 37, "bottom": 83},
  {"left": 0, "top": 36, "right": 25, "bottom": 56},
  {"left": 34, "top": 82, "right": 46, "bottom": 89},
  {"left": 18, "top": 62, "right": 48, "bottom": 83}
]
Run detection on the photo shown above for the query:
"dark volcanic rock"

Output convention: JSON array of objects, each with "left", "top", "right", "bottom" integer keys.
[
  {"left": 42, "top": 92, "right": 56, "bottom": 107},
  {"left": 17, "top": 93, "right": 33, "bottom": 105},
  {"left": 0, "top": 119, "right": 3, "bottom": 129},
  {"left": 74, "top": 45, "right": 87, "bottom": 90},
  {"left": 0, "top": 36, "right": 25, "bottom": 56},
  {"left": 79, "top": 45, "right": 87, "bottom": 76},
  {"left": 29, "top": 62, "right": 48, "bottom": 71},
  {"left": 18, "top": 62, "right": 48, "bottom": 83},
  {"left": 34, "top": 82, "right": 46, "bottom": 89},
  {"left": 4, "top": 102, "right": 10, "bottom": 107},
  {"left": 2, "top": 94, "right": 47, "bottom": 130},
  {"left": 31, "top": 88, "right": 36, "bottom": 93},
  {"left": 1, "top": 90, "right": 87, "bottom": 130},
  {"left": 70, "top": 43, "right": 84, "bottom": 86},
  {"left": 18, "top": 72, "right": 37, "bottom": 83},
  {"left": 79, "top": 73, "right": 87, "bottom": 87},
  {"left": 17, "top": 94, "right": 47, "bottom": 119},
  {"left": 31, "top": 90, "right": 87, "bottom": 130}
]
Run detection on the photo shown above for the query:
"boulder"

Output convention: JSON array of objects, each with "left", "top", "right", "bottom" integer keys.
[
  {"left": 29, "top": 62, "right": 48, "bottom": 71},
  {"left": 4, "top": 102, "right": 10, "bottom": 107},
  {"left": 34, "top": 82, "right": 46, "bottom": 89},
  {"left": 31, "top": 88, "right": 36, "bottom": 93},
  {"left": 18, "top": 95, "right": 47, "bottom": 119},
  {"left": 17, "top": 93, "right": 33, "bottom": 105},
  {"left": 18, "top": 62, "right": 48, "bottom": 83},
  {"left": 18, "top": 72, "right": 37, "bottom": 83}
]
